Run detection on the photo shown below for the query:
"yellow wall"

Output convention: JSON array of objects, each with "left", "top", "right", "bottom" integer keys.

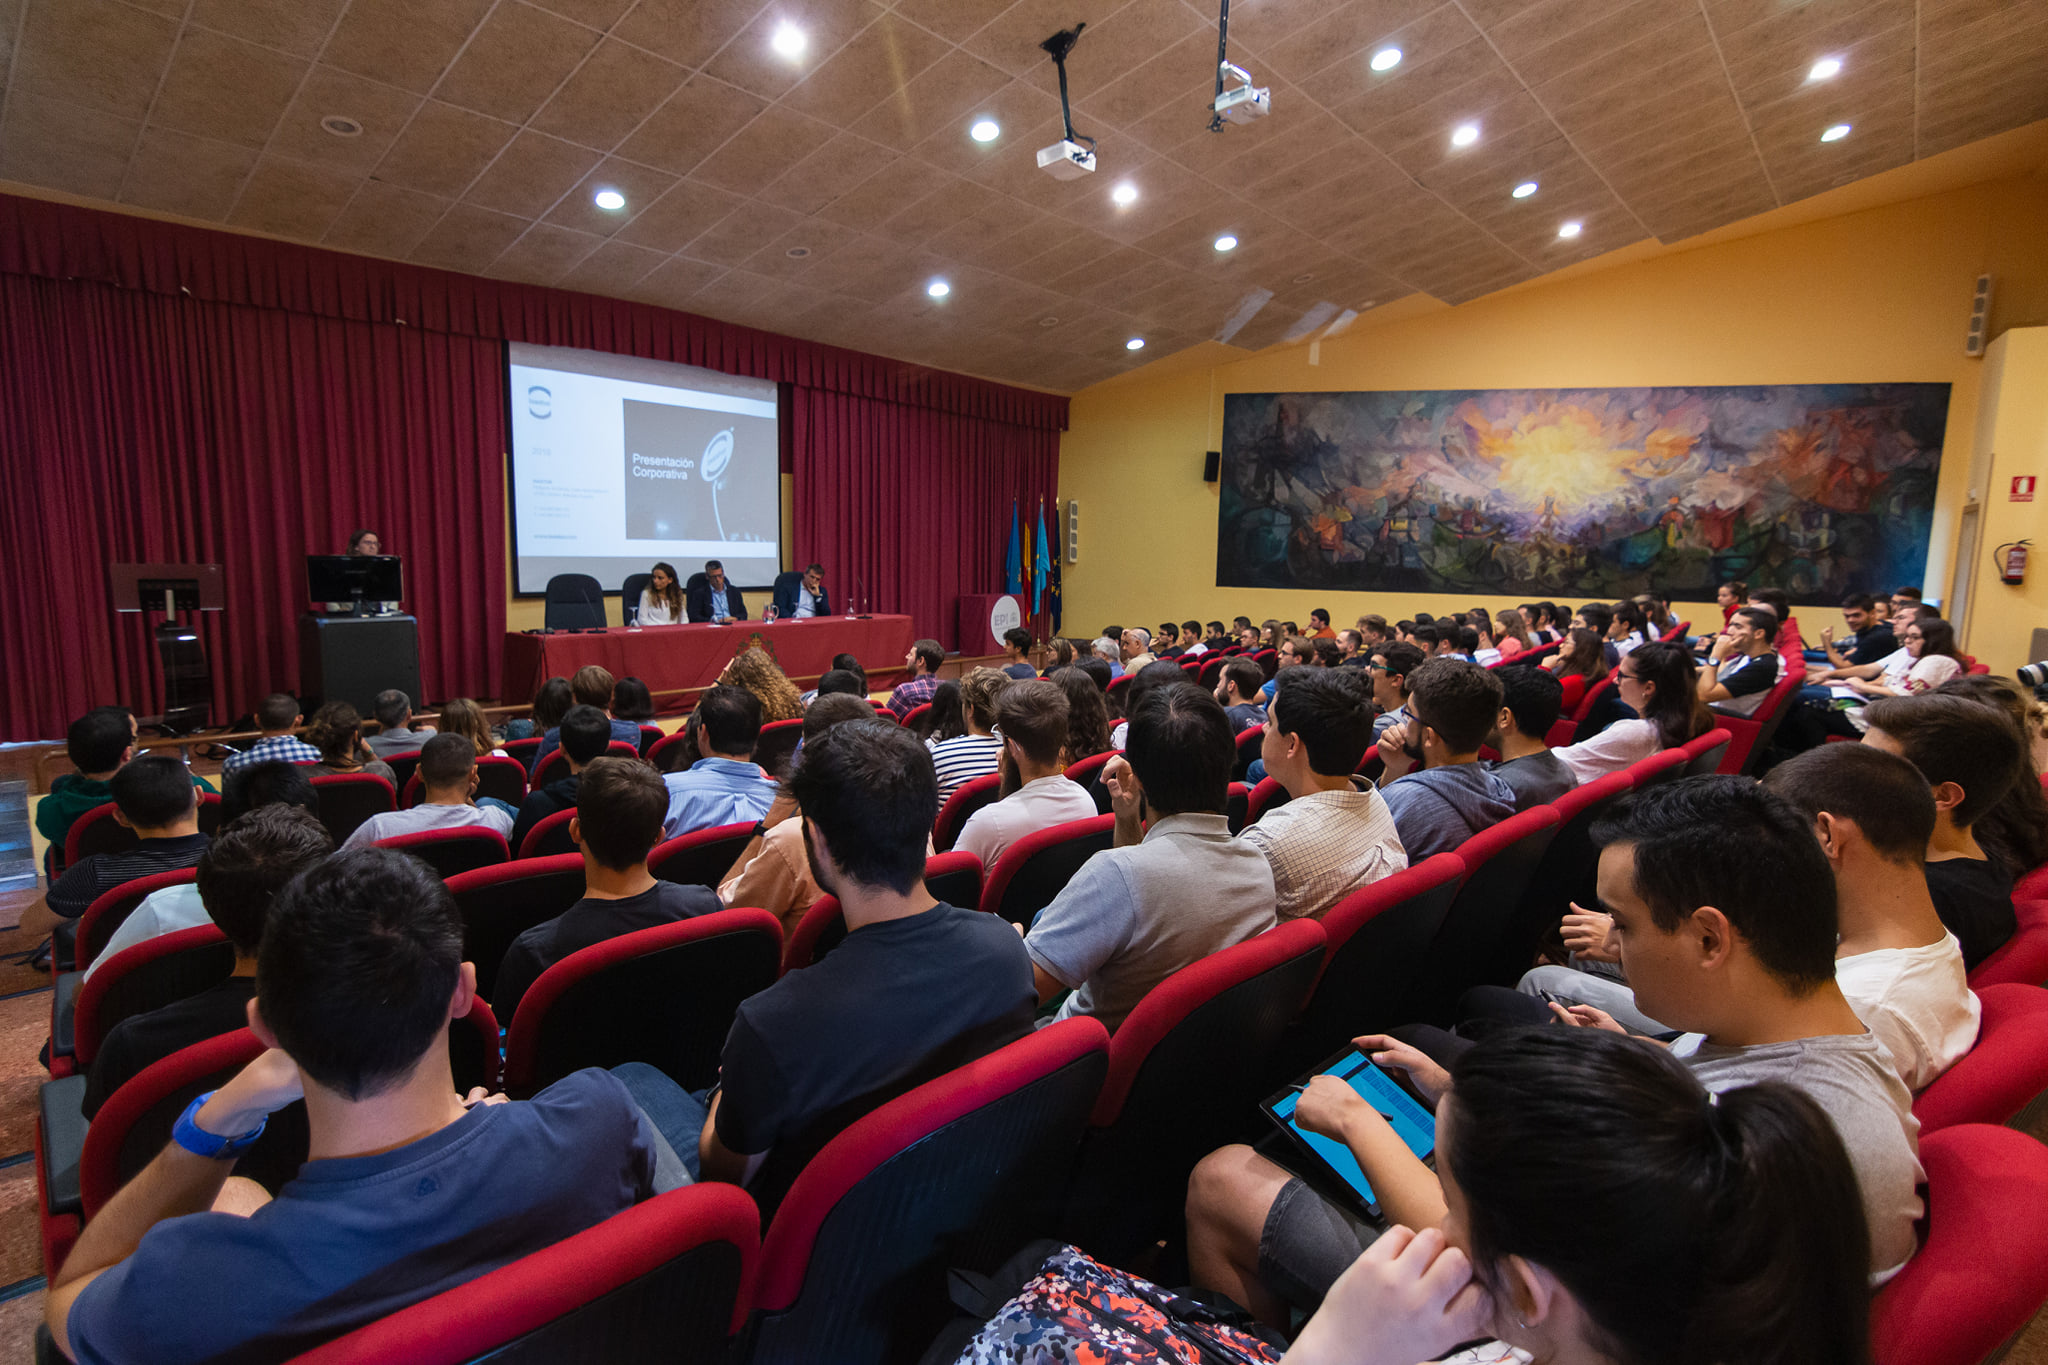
[
  {"left": 1057, "top": 169, "right": 2048, "bottom": 647},
  {"left": 1961, "top": 328, "right": 2048, "bottom": 672}
]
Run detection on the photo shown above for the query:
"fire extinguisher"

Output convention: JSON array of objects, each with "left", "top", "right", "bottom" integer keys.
[{"left": 1997, "top": 539, "right": 2031, "bottom": 585}]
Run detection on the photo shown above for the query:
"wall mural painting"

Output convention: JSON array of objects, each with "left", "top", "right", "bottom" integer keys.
[{"left": 1217, "top": 383, "right": 1949, "bottom": 605}]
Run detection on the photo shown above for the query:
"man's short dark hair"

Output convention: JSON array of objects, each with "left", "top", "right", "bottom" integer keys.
[
  {"left": 1184, "top": 620, "right": 1204, "bottom": 637},
  {"left": 817, "top": 668, "right": 865, "bottom": 697},
  {"left": 198, "top": 805, "right": 333, "bottom": 956},
  {"left": 1747, "top": 587, "right": 1791, "bottom": 621},
  {"left": 1002, "top": 626, "right": 1031, "bottom": 651},
  {"left": 802, "top": 693, "right": 874, "bottom": 742},
  {"left": 1125, "top": 682, "right": 1233, "bottom": 818},
  {"left": 1456, "top": 625, "right": 1480, "bottom": 654},
  {"left": 256, "top": 693, "right": 301, "bottom": 731},
  {"left": 1734, "top": 606, "right": 1780, "bottom": 642},
  {"left": 1310, "top": 608, "right": 1331, "bottom": 626},
  {"left": 1376, "top": 642, "right": 1427, "bottom": 692},
  {"left": 417, "top": 732, "right": 478, "bottom": 790},
  {"left": 110, "top": 754, "right": 198, "bottom": 827},
  {"left": 1763, "top": 745, "right": 1935, "bottom": 865},
  {"left": 1123, "top": 659, "right": 1190, "bottom": 729},
  {"left": 705, "top": 559, "right": 723, "bottom": 571},
  {"left": 1576, "top": 604, "right": 1613, "bottom": 636},
  {"left": 1075, "top": 657, "right": 1112, "bottom": 692},
  {"left": 695, "top": 685, "right": 762, "bottom": 756},
  {"left": 67, "top": 706, "right": 133, "bottom": 774},
  {"left": 575, "top": 756, "right": 670, "bottom": 870},
  {"left": 1221, "top": 657, "right": 1264, "bottom": 702},
  {"left": 805, "top": 562, "right": 823, "bottom": 575},
  {"left": 1496, "top": 666, "right": 1565, "bottom": 739},
  {"left": 1591, "top": 777, "right": 1838, "bottom": 992},
  {"left": 220, "top": 761, "right": 320, "bottom": 824},
  {"left": 789, "top": 720, "right": 935, "bottom": 894},
  {"left": 1894, "top": 586, "right": 1923, "bottom": 601},
  {"left": 260, "top": 848, "right": 463, "bottom": 1098},
  {"left": 1311, "top": 638, "right": 1343, "bottom": 667},
  {"left": 558, "top": 704, "right": 614, "bottom": 765},
  {"left": 911, "top": 639, "right": 945, "bottom": 673},
  {"left": 1271, "top": 669, "right": 1375, "bottom": 775},
  {"left": 1404, "top": 657, "right": 1504, "bottom": 754},
  {"left": 1231, "top": 616, "right": 1251, "bottom": 631},
  {"left": 1410, "top": 622, "right": 1440, "bottom": 648},
  {"left": 1864, "top": 693, "right": 2023, "bottom": 828},
  {"left": 372, "top": 689, "right": 412, "bottom": 730},
  {"left": 996, "top": 679, "right": 1069, "bottom": 768},
  {"left": 570, "top": 665, "right": 615, "bottom": 709},
  {"left": 1842, "top": 592, "right": 1877, "bottom": 612}
]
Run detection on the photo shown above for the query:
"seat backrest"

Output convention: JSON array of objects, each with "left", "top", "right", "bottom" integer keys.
[
  {"left": 502, "top": 736, "right": 542, "bottom": 767},
  {"left": 1716, "top": 660, "right": 1808, "bottom": 775},
  {"left": 1062, "top": 750, "right": 1114, "bottom": 790},
  {"left": 1252, "top": 648, "right": 1277, "bottom": 679},
  {"left": 1624, "top": 744, "right": 1690, "bottom": 790},
  {"left": 1199, "top": 655, "right": 1228, "bottom": 689},
  {"left": 746, "top": 1018, "right": 1109, "bottom": 1365},
  {"left": 922, "top": 849, "right": 983, "bottom": 909},
  {"left": 1679, "top": 726, "right": 1732, "bottom": 778},
  {"left": 648, "top": 730, "right": 694, "bottom": 773},
  {"left": 81, "top": 1028, "right": 270, "bottom": 1216},
  {"left": 64, "top": 802, "right": 134, "bottom": 866},
  {"left": 73, "top": 924, "right": 237, "bottom": 1069},
  {"left": 518, "top": 807, "right": 579, "bottom": 859},
  {"left": 1970, "top": 896, "right": 2048, "bottom": 990},
  {"left": 650, "top": 821, "right": 759, "bottom": 889},
  {"left": 503, "top": 909, "right": 784, "bottom": 1097},
  {"left": 474, "top": 753, "right": 530, "bottom": 806},
  {"left": 1912, "top": 983, "right": 2048, "bottom": 1133},
  {"left": 1064, "top": 921, "right": 1325, "bottom": 1263},
  {"left": 286, "top": 1182, "right": 760, "bottom": 1365},
  {"left": 310, "top": 772, "right": 397, "bottom": 842},
  {"left": 754, "top": 717, "right": 805, "bottom": 778},
  {"left": 374, "top": 825, "right": 510, "bottom": 879},
  {"left": 1415, "top": 807, "right": 1563, "bottom": 1021},
  {"left": 1496, "top": 771, "right": 1637, "bottom": 984},
  {"left": 1871, "top": 1124, "right": 2048, "bottom": 1365},
  {"left": 1105, "top": 674, "right": 1131, "bottom": 699},
  {"left": 75, "top": 867, "right": 200, "bottom": 970},
  {"left": 534, "top": 741, "right": 641, "bottom": 789},
  {"left": 1569, "top": 673, "right": 1615, "bottom": 723},
  {"left": 383, "top": 753, "right": 423, "bottom": 795},
  {"left": 446, "top": 854, "right": 589, "bottom": 1002},
  {"left": 1245, "top": 775, "right": 1289, "bottom": 825},
  {"left": 1224, "top": 780, "right": 1249, "bottom": 834},
  {"left": 636, "top": 724, "right": 665, "bottom": 757},
  {"left": 620, "top": 571, "right": 653, "bottom": 624},
  {"left": 932, "top": 773, "right": 1001, "bottom": 853},
  {"left": 979, "top": 814, "right": 1115, "bottom": 927},
  {"left": 1290, "top": 854, "right": 1466, "bottom": 1063},
  {"left": 543, "top": 573, "right": 606, "bottom": 630},
  {"left": 781, "top": 894, "right": 844, "bottom": 974},
  {"left": 898, "top": 702, "right": 932, "bottom": 733},
  {"left": 1231, "top": 725, "right": 1263, "bottom": 781}
]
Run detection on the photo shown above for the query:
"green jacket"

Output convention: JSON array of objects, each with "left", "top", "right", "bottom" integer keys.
[{"left": 36, "top": 771, "right": 216, "bottom": 848}]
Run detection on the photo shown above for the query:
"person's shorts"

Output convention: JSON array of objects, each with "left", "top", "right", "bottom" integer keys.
[{"left": 1256, "top": 1176, "right": 1382, "bottom": 1310}]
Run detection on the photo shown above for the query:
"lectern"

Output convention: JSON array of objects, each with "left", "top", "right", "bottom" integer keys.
[{"left": 111, "top": 563, "right": 223, "bottom": 734}]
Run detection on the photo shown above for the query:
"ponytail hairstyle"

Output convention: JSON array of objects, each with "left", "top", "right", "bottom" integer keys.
[
  {"left": 1443, "top": 1028, "right": 1871, "bottom": 1365},
  {"left": 1629, "top": 639, "right": 1711, "bottom": 750}
]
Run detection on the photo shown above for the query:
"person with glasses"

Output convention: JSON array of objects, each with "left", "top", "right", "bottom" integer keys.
[
  {"left": 1555, "top": 641, "right": 1711, "bottom": 783},
  {"left": 1366, "top": 642, "right": 1425, "bottom": 741},
  {"left": 1774, "top": 617, "right": 1968, "bottom": 757}
]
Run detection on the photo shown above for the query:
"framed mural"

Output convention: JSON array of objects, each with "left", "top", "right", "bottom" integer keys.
[{"left": 1216, "top": 383, "right": 1949, "bottom": 605}]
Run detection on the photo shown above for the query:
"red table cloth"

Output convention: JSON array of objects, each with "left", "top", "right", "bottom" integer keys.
[{"left": 501, "top": 615, "right": 915, "bottom": 704}]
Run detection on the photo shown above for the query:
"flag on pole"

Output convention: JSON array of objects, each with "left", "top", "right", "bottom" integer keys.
[
  {"left": 1004, "top": 501, "right": 1023, "bottom": 596},
  {"left": 1033, "top": 501, "right": 1051, "bottom": 614},
  {"left": 1021, "top": 514, "right": 1033, "bottom": 622},
  {"left": 1046, "top": 552, "right": 1062, "bottom": 635}
]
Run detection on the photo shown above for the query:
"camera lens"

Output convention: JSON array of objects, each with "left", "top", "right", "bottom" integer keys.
[{"left": 2018, "top": 661, "right": 2048, "bottom": 688}]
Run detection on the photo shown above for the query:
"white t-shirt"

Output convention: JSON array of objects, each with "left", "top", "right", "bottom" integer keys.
[
  {"left": 84, "top": 883, "right": 211, "bottom": 980},
  {"left": 343, "top": 802, "right": 515, "bottom": 850},
  {"left": 1836, "top": 932, "right": 1981, "bottom": 1092},
  {"left": 954, "top": 774, "right": 1100, "bottom": 870},
  {"left": 1555, "top": 718, "right": 1659, "bottom": 783}
]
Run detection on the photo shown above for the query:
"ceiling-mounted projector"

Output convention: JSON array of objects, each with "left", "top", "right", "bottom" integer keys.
[
  {"left": 1213, "top": 63, "right": 1270, "bottom": 125},
  {"left": 1037, "top": 24, "right": 1099, "bottom": 180},
  {"left": 1037, "top": 139, "right": 1097, "bottom": 178}
]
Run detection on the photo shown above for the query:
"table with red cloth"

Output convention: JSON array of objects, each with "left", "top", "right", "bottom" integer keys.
[{"left": 501, "top": 615, "right": 916, "bottom": 703}]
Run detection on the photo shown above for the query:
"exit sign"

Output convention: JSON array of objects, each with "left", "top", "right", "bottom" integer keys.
[{"left": 2015, "top": 476, "right": 2038, "bottom": 503}]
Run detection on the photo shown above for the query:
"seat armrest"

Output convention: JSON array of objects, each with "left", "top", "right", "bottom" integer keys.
[
  {"left": 51, "top": 971, "right": 81, "bottom": 1059},
  {"left": 40, "top": 1075, "right": 88, "bottom": 1216}
]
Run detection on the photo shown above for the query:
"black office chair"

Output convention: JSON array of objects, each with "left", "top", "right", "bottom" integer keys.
[
  {"left": 621, "top": 572, "right": 652, "bottom": 625},
  {"left": 771, "top": 570, "right": 801, "bottom": 615},
  {"left": 543, "top": 574, "right": 605, "bottom": 630}
]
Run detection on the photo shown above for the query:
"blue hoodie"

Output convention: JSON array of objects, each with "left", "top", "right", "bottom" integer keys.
[{"left": 1380, "top": 763, "right": 1519, "bottom": 860}]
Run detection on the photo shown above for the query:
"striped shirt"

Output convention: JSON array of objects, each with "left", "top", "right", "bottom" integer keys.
[
  {"left": 928, "top": 733, "right": 1003, "bottom": 802},
  {"left": 222, "top": 734, "right": 321, "bottom": 774},
  {"left": 1239, "top": 786, "right": 1408, "bottom": 921}
]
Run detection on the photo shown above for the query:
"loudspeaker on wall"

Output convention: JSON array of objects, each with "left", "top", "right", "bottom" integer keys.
[
  {"left": 1966, "top": 274, "right": 1994, "bottom": 357},
  {"left": 1066, "top": 499, "right": 1080, "bottom": 563},
  {"left": 1203, "top": 450, "right": 1220, "bottom": 482}
]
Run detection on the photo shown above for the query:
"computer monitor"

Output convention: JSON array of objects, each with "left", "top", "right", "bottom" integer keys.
[{"left": 307, "top": 555, "right": 403, "bottom": 614}]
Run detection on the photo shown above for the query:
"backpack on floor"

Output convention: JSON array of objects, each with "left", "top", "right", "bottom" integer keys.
[{"left": 923, "top": 1240, "right": 1285, "bottom": 1365}]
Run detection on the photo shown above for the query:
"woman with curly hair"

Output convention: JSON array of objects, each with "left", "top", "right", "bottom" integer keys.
[
  {"left": 303, "top": 701, "right": 396, "bottom": 785},
  {"left": 719, "top": 646, "right": 804, "bottom": 723}
]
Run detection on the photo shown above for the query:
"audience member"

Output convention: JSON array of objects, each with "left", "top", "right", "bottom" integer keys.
[
  {"left": 808, "top": 665, "right": 867, "bottom": 705},
  {"left": 1112, "top": 659, "right": 1192, "bottom": 750},
  {"left": 39, "top": 707, "right": 211, "bottom": 851},
  {"left": 1747, "top": 587, "right": 1806, "bottom": 667},
  {"left": 504, "top": 676, "right": 572, "bottom": 743},
  {"left": 364, "top": 690, "right": 432, "bottom": 760},
  {"left": 302, "top": 702, "right": 397, "bottom": 785},
  {"left": 720, "top": 646, "right": 804, "bottom": 724},
  {"left": 799, "top": 653, "right": 866, "bottom": 705},
  {"left": 1121, "top": 627, "right": 1157, "bottom": 671},
  {"left": 1778, "top": 616, "right": 1967, "bottom": 752},
  {"left": 1025, "top": 684, "right": 1277, "bottom": 1032},
  {"left": 1052, "top": 666, "right": 1113, "bottom": 761},
  {"left": 342, "top": 735, "right": 514, "bottom": 849},
  {"left": 1484, "top": 666, "right": 1577, "bottom": 809},
  {"left": 1571, "top": 604, "right": 1618, "bottom": 669},
  {"left": 528, "top": 666, "right": 644, "bottom": 773},
  {"left": 1000, "top": 627, "right": 1037, "bottom": 679},
  {"left": 1698, "top": 606, "right": 1783, "bottom": 715},
  {"left": 929, "top": 667, "right": 1010, "bottom": 800},
  {"left": 83, "top": 806, "right": 335, "bottom": 1117},
  {"left": 1815, "top": 592, "right": 1897, "bottom": 670},
  {"left": 46, "top": 847, "right": 660, "bottom": 1364},
  {"left": 1491, "top": 609, "right": 1532, "bottom": 659},
  {"left": 1933, "top": 675, "right": 2048, "bottom": 876},
  {"left": 1092, "top": 636, "right": 1128, "bottom": 680},
  {"left": 1306, "top": 609, "right": 1336, "bottom": 640},
  {"left": 1541, "top": 626, "right": 1608, "bottom": 713},
  {"left": 1367, "top": 641, "right": 1425, "bottom": 742},
  {"left": 887, "top": 639, "right": 945, "bottom": 719},
  {"left": 1241, "top": 670, "right": 1406, "bottom": 921},
  {"left": 436, "top": 698, "right": 506, "bottom": 757},
  {"left": 956, "top": 681, "right": 1100, "bottom": 870},
  {"left": 494, "top": 758, "right": 721, "bottom": 1019},
  {"left": 1715, "top": 578, "right": 1748, "bottom": 623},
  {"left": 660, "top": 686, "right": 776, "bottom": 838},
  {"left": 919, "top": 680, "right": 965, "bottom": 743},
  {"left": 1864, "top": 693, "right": 2021, "bottom": 969},
  {"left": 1215, "top": 657, "right": 1268, "bottom": 733},
  {"left": 1357, "top": 614, "right": 1390, "bottom": 647},
  {"left": 45, "top": 756, "right": 211, "bottom": 965},
  {"left": 1335, "top": 629, "right": 1367, "bottom": 665},
  {"left": 508, "top": 705, "right": 612, "bottom": 854},
  {"left": 1555, "top": 641, "right": 1709, "bottom": 782},
  {"left": 717, "top": 695, "right": 875, "bottom": 934},
  {"left": 1181, "top": 620, "right": 1210, "bottom": 656},
  {"left": 609, "top": 678, "right": 658, "bottom": 725},
  {"left": 1258, "top": 636, "right": 1312, "bottom": 702},
  {"left": 223, "top": 694, "right": 319, "bottom": 774},
  {"left": 1605, "top": 601, "right": 1647, "bottom": 657},
  {"left": 1373, "top": 659, "right": 1517, "bottom": 860}
]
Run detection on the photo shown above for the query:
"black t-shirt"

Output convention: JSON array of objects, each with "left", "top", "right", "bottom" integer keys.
[
  {"left": 493, "top": 880, "right": 721, "bottom": 1021},
  {"left": 715, "top": 903, "right": 1036, "bottom": 1160},
  {"left": 1846, "top": 623, "right": 1897, "bottom": 666},
  {"left": 1717, "top": 649, "right": 1781, "bottom": 698},
  {"left": 83, "top": 977, "right": 257, "bottom": 1119},
  {"left": 1485, "top": 750, "right": 1578, "bottom": 811},
  {"left": 1925, "top": 856, "right": 2016, "bottom": 971},
  {"left": 509, "top": 775, "right": 581, "bottom": 855}
]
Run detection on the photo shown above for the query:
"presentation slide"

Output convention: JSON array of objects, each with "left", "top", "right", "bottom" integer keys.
[{"left": 508, "top": 342, "right": 781, "bottom": 596}]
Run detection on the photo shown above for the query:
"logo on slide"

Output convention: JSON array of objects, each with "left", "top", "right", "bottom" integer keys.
[
  {"left": 702, "top": 428, "right": 734, "bottom": 538},
  {"left": 990, "top": 596, "right": 1022, "bottom": 638},
  {"left": 527, "top": 386, "right": 552, "bottom": 419}
]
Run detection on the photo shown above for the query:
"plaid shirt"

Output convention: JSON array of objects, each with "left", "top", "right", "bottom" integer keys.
[
  {"left": 1239, "top": 786, "right": 1408, "bottom": 922},
  {"left": 886, "top": 674, "right": 940, "bottom": 719},
  {"left": 222, "top": 734, "right": 322, "bottom": 774}
]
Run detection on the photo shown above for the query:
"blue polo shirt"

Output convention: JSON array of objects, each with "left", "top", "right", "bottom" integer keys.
[{"left": 662, "top": 755, "right": 776, "bottom": 837}]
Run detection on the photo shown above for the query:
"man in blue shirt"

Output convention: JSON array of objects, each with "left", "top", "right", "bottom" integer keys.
[
  {"left": 662, "top": 685, "right": 776, "bottom": 837},
  {"left": 686, "top": 560, "right": 748, "bottom": 623},
  {"left": 47, "top": 846, "right": 658, "bottom": 1364}
]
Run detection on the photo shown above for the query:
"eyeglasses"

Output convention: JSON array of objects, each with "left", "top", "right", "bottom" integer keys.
[{"left": 1366, "top": 660, "right": 1390, "bottom": 672}]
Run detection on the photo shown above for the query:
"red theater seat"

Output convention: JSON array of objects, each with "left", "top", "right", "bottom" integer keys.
[
  {"left": 373, "top": 825, "right": 510, "bottom": 879},
  {"left": 447, "top": 853, "right": 588, "bottom": 1003},
  {"left": 932, "top": 772, "right": 1001, "bottom": 853},
  {"left": 311, "top": 772, "right": 397, "bottom": 842},
  {"left": 979, "top": 815, "right": 1114, "bottom": 928},
  {"left": 1913, "top": 984, "right": 2048, "bottom": 1133}
]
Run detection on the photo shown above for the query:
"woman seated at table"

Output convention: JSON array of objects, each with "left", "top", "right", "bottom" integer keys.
[{"left": 637, "top": 562, "right": 683, "bottom": 626}]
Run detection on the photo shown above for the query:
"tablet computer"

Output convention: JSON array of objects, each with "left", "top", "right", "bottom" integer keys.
[{"left": 1261, "top": 1047, "right": 1438, "bottom": 1220}]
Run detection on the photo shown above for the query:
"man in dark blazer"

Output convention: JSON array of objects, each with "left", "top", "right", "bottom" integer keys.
[
  {"left": 771, "top": 563, "right": 831, "bottom": 619},
  {"left": 686, "top": 561, "right": 748, "bottom": 623}
]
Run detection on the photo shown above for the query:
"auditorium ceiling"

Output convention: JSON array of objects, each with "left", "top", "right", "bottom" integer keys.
[{"left": 2, "top": 0, "right": 2044, "bottom": 392}]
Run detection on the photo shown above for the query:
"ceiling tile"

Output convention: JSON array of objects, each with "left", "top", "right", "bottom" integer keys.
[
  {"left": 889, "top": 0, "right": 997, "bottom": 45},
  {"left": 874, "top": 173, "right": 994, "bottom": 244},
  {"left": 1218, "top": 0, "right": 1364, "bottom": 56},
  {"left": 463, "top": 129, "right": 603, "bottom": 217},
  {"left": 323, "top": 0, "right": 492, "bottom": 94},
  {"left": 849, "top": 47, "right": 1016, "bottom": 150},
  {"left": 904, "top": 76, "right": 1064, "bottom": 175},
  {"left": 370, "top": 99, "right": 518, "bottom": 195},
  {"left": 410, "top": 202, "right": 531, "bottom": 270},
  {"left": 0, "top": 93, "right": 138, "bottom": 197},
  {"left": 322, "top": 179, "right": 453, "bottom": 258},
  {"left": 1493, "top": 0, "right": 1699, "bottom": 82},
  {"left": 268, "top": 65, "right": 425, "bottom": 174},
  {"left": 528, "top": 38, "right": 689, "bottom": 150},
  {"left": 1292, "top": 5, "right": 1484, "bottom": 111},
  {"left": 227, "top": 155, "right": 360, "bottom": 238},
  {"left": 681, "top": 198, "right": 811, "bottom": 265},
  {"left": 959, "top": 0, "right": 1139, "bottom": 80},
  {"left": 613, "top": 76, "right": 770, "bottom": 176},
  {"left": 552, "top": 237, "right": 667, "bottom": 293},
  {"left": 1260, "top": 0, "right": 1446, "bottom": 87},
  {"left": 543, "top": 157, "right": 680, "bottom": 233},
  {"left": 150, "top": 28, "right": 309, "bottom": 148},
  {"left": 435, "top": 2, "right": 603, "bottom": 126},
  {"left": 1712, "top": 0, "right": 1913, "bottom": 76},
  {"left": 809, "top": 152, "right": 926, "bottom": 228},
  {"left": 1357, "top": 68, "right": 1545, "bottom": 167},
  {"left": 1701, "top": 0, "right": 1908, "bottom": 47},
  {"left": 120, "top": 126, "right": 259, "bottom": 219},
  {"left": 700, "top": 0, "right": 888, "bottom": 102},
  {"left": 1074, "top": 29, "right": 1221, "bottom": 129},
  {"left": 1547, "top": 61, "right": 1740, "bottom": 157},
  {"left": 608, "top": 0, "right": 761, "bottom": 67},
  {"left": 1921, "top": 5, "right": 2048, "bottom": 85},
  {"left": 755, "top": 129, "right": 898, "bottom": 212},
  {"left": 188, "top": 0, "right": 349, "bottom": 58},
  {"left": 528, "top": 0, "right": 638, "bottom": 30},
  {"left": 613, "top": 177, "right": 749, "bottom": 249},
  {"left": 629, "top": 254, "right": 730, "bottom": 308},
  {"left": 795, "top": 232, "right": 919, "bottom": 299},
  {"left": 485, "top": 222, "right": 605, "bottom": 284},
  {"left": 739, "top": 215, "right": 864, "bottom": 276},
  {"left": 15, "top": 0, "right": 178, "bottom": 119},
  {"left": 1722, "top": 20, "right": 1914, "bottom": 110},
  {"left": 780, "top": 12, "right": 952, "bottom": 128},
  {"left": 691, "top": 103, "right": 839, "bottom": 191}
]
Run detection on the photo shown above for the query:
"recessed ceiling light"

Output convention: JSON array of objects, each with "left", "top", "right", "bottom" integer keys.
[
  {"left": 1512, "top": 180, "right": 1538, "bottom": 198},
  {"left": 1370, "top": 46, "right": 1402, "bottom": 71},
  {"left": 1111, "top": 181, "right": 1139, "bottom": 206},
  {"left": 927, "top": 278, "right": 950, "bottom": 298},
  {"left": 319, "top": 114, "right": 362, "bottom": 137},
  {"left": 1451, "top": 122, "right": 1480, "bottom": 148},
  {"left": 1126, "top": 337, "right": 1145, "bottom": 350},
  {"left": 785, "top": 246, "right": 810, "bottom": 258},
  {"left": 1214, "top": 234, "right": 1238, "bottom": 251},
  {"left": 969, "top": 118, "right": 1000, "bottom": 143},
  {"left": 1039, "top": 316, "right": 1060, "bottom": 327},
  {"left": 1808, "top": 56, "right": 1843, "bottom": 81},
  {"left": 1821, "top": 122, "right": 1852, "bottom": 142},
  {"left": 1292, "top": 273, "right": 1315, "bottom": 284},
  {"left": 593, "top": 188, "right": 626, "bottom": 211},
  {"left": 1360, "top": 299, "right": 1377, "bottom": 308},
  {"left": 770, "top": 21, "right": 806, "bottom": 59},
  {"left": 1558, "top": 220, "right": 1583, "bottom": 239}
]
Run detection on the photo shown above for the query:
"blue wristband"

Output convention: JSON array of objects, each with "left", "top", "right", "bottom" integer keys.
[{"left": 172, "top": 1090, "right": 267, "bottom": 1160}]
